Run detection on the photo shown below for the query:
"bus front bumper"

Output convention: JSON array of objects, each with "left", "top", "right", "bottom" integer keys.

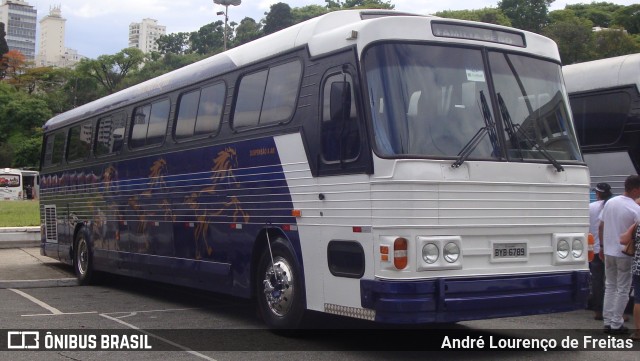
[{"left": 360, "top": 271, "right": 589, "bottom": 324}]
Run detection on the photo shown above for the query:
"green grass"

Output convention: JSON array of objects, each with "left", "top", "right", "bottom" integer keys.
[{"left": 0, "top": 200, "right": 40, "bottom": 227}]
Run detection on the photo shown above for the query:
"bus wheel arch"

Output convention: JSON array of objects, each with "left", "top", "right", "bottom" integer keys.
[
  {"left": 253, "top": 229, "right": 306, "bottom": 329},
  {"left": 73, "top": 224, "right": 95, "bottom": 285}
]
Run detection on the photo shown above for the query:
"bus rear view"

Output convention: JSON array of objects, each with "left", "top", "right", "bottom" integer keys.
[{"left": 0, "top": 168, "right": 23, "bottom": 201}]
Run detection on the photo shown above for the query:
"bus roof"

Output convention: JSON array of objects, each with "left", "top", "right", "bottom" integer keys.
[
  {"left": 43, "top": 9, "right": 559, "bottom": 132},
  {"left": 563, "top": 53, "right": 640, "bottom": 94}
]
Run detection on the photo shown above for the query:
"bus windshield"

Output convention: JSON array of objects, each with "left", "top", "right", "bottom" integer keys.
[{"left": 364, "top": 43, "right": 581, "bottom": 163}]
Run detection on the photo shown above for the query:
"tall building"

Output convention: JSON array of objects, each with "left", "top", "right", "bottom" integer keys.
[
  {"left": 35, "top": 5, "right": 83, "bottom": 67},
  {"left": 129, "top": 18, "right": 166, "bottom": 53},
  {"left": 0, "top": 0, "right": 37, "bottom": 61}
]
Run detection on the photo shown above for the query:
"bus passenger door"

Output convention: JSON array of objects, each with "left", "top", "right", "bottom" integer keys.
[{"left": 307, "top": 58, "right": 374, "bottom": 313}]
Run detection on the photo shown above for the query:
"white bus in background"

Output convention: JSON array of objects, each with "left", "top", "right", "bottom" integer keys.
[
  {"left": 0, "top": 168, "right": 23, "bottom": 200},
  {"left": 563, "top": 53, "right": 640, "bottom": 198},
  {"left": 0, "top": 168, "right": 39, "bottom": 200}
]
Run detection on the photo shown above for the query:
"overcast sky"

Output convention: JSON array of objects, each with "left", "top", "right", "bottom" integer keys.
[{"left": 28, "top": 0, "right": 638, "bottom": 59}]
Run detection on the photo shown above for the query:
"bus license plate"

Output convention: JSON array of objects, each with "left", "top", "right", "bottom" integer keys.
[{"left": 492, "top": 242, "right": 527, "bottom": 260}]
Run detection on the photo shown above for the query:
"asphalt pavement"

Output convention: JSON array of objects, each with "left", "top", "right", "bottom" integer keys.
[{"left": 0, "top": 227, "right": 76, "bottom": 289}]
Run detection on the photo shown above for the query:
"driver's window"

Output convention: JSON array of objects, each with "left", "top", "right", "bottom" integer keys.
[{"left": 321, "top": 72, "right": 360, "bottom": 163}]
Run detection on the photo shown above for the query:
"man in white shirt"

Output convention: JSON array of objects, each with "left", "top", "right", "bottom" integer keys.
[
  {"left": 599, "top": 175, "right": 640, "bottom": 334},
  {"left": 589, "top": 183, "right": 612, "bottom": 320}
]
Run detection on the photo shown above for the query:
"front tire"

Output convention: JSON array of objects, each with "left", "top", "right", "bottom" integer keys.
[
  {"left": 256, "top": 238, "right": 305, "bottom": 329},
  {"left": 74, "top": 226, "right": 94, "bottom": 285}
]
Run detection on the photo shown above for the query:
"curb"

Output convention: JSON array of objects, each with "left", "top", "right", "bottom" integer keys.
[
  {"left": 0, "top": 278, "right": 77, "bottom": 289},
  {"left": 0, "top": 240, "right": 40, "bottom": 249},
  {"left": 0, "top": 227, "right": 41, "bottom": 249}
]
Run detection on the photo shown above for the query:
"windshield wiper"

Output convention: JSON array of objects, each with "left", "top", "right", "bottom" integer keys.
[
  {"left": 497, "top": 93, "right": 564, "bottom": 172},
  {"left": 452, "top": 91, "right": 499, "bottom": 168}
]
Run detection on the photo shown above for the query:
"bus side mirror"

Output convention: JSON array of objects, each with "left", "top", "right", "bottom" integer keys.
[{"left": 330, "top": 81, "right": 351, "bottom": 121}]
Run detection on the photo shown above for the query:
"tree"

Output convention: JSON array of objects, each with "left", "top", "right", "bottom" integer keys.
[
  {"left": 613, "top": 4, "right": 640, "bottom": 34},
  {"left": 326, "top": 0, "right": 394, "bottom": 9},
  {"left": 157, "top": 32, "right": 191, "bottom": 55},
  {"left": 11, "top": 134, "right": 42, "bottom": 168},
  {"left": 436, "top": 8, "right": 512, "bottom": 26},
  {"left": 292, "top": 5, "right": 328, "bottom": 23},
  {"left": 190, "top": 21, "right": 225, "bottom": 55},
  {"left": 234, "top": 17, "right": 262, "bottom": 46},
  {"left": 542, "top": 15, "right": 593, "bottom": 64},
  {"left": 565, "top": 2, "right": 624, "bottom": 28},
  {"left": 75, "top": 47, "right": 145, "bottom": 94},
  {"left": 263, "top": 3, "right": 294, "bottom": 35},
  {"left": 0, "top": 22, "right": 8, "bottom": 59},
  {"left": 1, "top": 50, "right": 27, "bottom": 82},
  {"left": 592, "top": 26, "right": 640, "bottom": 58},
  {"left": 123, "top": 52, "right": 205, "bottom": 87},
  {"left": 499, "top": 0, "right": 555, "bottom": 33}
]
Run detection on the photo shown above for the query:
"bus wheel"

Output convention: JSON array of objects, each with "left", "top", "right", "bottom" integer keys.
[
  {"left": 74, "top": 227, "right": 94, "bottom": 285},
  {"left": 256, "top": 238, "right": 305, "bottom": 329}
]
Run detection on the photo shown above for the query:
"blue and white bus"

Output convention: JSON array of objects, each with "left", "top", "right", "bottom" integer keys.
[
  {"left": 563, "top": 54, "right": 640, "bottom": 198},
  {"left": 40, "top": 10, "right": 589, "bottom": 329}
]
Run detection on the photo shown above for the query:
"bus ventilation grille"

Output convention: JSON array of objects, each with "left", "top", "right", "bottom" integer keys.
[{"left": 44, "top": 205, "right": 58, "bottom": 242}]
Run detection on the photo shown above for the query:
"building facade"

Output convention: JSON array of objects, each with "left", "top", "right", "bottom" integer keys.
[
  {"left": 0, "top": 0, "right": 37, "bottom": 61},
  {"left": 35, "top": 5, "right": 83, "bottom": 67},
  {"left": 128, "top": 18, "right": 166, "bottom": 53}
]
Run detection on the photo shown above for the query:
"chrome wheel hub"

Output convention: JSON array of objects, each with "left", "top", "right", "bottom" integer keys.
[{"left": 262, "top": 257, "right": 294, "bottom": 317}]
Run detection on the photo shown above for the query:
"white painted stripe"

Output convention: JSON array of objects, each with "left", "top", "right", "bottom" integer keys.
[
  {"left": 104, "top": 307, "right": 198, "bottom": 316},
  {"left": 22, "top": 311, "right": 98, "bottom": 317},
  {"left": 9, "top": 288, "right": 62, "bottom": 315},
  {"left": 100, "top": 313, "right": 217, "bottom": 361}
]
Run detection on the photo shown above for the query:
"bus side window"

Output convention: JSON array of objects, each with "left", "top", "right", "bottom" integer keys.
[
  {"left": 96, "top": 113, "right": 125, "bottom": 156},
  {"left": 174, "top": 82, "right": 225, "bottom": 140},
  {"left": 44, "top": 132, "right": 65, "bottom": 167},
  {"left": 130, "top": 99, "right": 170, "bottom": 148},
  {"left": 321, "top": 72, "right": 360, "bottom": 163},
  {"left": 232, "top": 59, "right": 302, "bottom": 130},
  {"left": 67, "top": 121, "right": 93, "bottom": 162}
]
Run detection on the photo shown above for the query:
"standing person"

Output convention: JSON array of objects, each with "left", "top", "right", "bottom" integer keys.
[
  {"left": 599, "top": 175, "right": 640, "bottom": 334},
  {"left": 621, "top": 217, "right": 640, "bottom": 341},
  {"left": 589, "top": 183, "right": 612, "bottom": 320}
]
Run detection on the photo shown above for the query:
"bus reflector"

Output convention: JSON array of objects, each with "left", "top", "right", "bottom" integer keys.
[
  {"left": 588, "top": 233, "right": 594, "bottom": 262},
  {"left": 394, "top": 237, "right": 408, "bottom": 269},
  {"left": 292, "top": 209, "right": 302, "bottom": 217},
  {"left": 380, "top": 245, "right": 389, "bottom": 262}
]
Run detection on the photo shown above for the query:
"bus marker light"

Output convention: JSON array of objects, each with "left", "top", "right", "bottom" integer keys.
[
  {"left": 353, "top": 226, "right": 362, "bottom": 233},
  {"left": 587, "top": 233, "right": 594, "bottom": 262},
  {"left": 380, "top": 245, "right": 389, "bottom": 261},
  {"left": 394, "top": 237, "right": 408, "bottom": 269},
  {"left": 291, "top": 210, "right": 302, "bottom": 217},
  {"left": 282, "top": 224, "right": 298, "bottom": 232}
]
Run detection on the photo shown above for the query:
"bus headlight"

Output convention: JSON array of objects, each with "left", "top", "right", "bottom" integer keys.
[
  {"left": 552, "top": 234, "right": 586, "bottom": 265},
  {"left": 416, "top": 236, "right": 462, "bottom": 271},
  {"left": 572, "top": 239, "right": 584, "bottom": 258},
  {"left": 422, "top": 243, "right": 439, "bottom": 264},
  {"left": 443, "top": 242, "right": 460, "bottom": 263},
  {"left": 557, "top": 239, "right": 570, "bottom": 259}
]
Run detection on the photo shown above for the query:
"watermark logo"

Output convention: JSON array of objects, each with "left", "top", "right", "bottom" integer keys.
[{"left": 7, "top": 331, "right": 39, "bottom": 349}]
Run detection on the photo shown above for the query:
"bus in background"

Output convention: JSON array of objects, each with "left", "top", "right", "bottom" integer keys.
[
  {"left": 563, "top": 53, "right": 640, "bottom": 198},
  {"left": 0, "top": 168, "right": 39, "bottom": 200},
  {"left": 39, "top": 10, "right": 589, "bottom": 329},
  {"left": 20, "top": 169, "right": 39, "bottom": 200},
  {"left": 0, "top": 168, "right": 23, "bottom": 200}
]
